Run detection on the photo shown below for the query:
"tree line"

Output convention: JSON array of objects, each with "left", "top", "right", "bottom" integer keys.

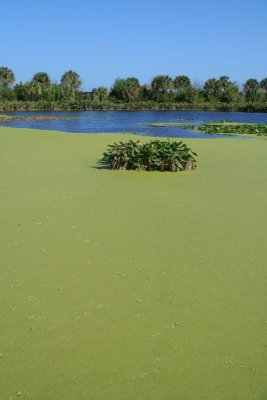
[{"left": 0, "top": 66, "right": 267, "bottom": 106}]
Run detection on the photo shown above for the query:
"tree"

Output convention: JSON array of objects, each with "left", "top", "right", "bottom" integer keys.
[
  {"left": 91, "top": 86, "right": 109, "bottom": 102},
  {"left": 13, "top": 82, "right": 42, "bottom": 101},
  {"left": 139, "top": 84, "right": 152, "bottom": 101},
  {"left": 243, "top": 79, "right": 260, "bottom": 102},
  {"left": 32, "top": 72, "right": 51, "bottom": 91},
  {"left": 41, "top": 83, "right": 64, "bottom": 101},
  {"left": 173, "top": 75, "right": 191, "bottom": 91},
  {"left": 110, "top": 77, "right": 141, "bottom": 102},
  {"left": 61, "top": 70, "right": 82, "bottom": 98},
  {"left": 0, "top": 86, "right": 16, "bottom": 101},
  {"left": 203, "top": 76, "right": 240, "bottom": 103},
  {"left": 260, "top": 78, "right": 267, "bottom": 91},
  {"left": 260, "top": 78, "right": 267, "bottom": 100},
  {"left": 203, "top": 78, "right": 220, "bottom": 100},
  {"left": 151, "top": 75, "right": 172, "bottom": 102},
  {"left": 173, "top": 75, "right": 193, "bottom": 102},
  {"left": 0, "top": 66, "right": 15, "bottom": 87},
  {"left": 13, "top": 82, "right": 29, "bottom": 101},
  {"left": 28, "top": 81, "right": 43, "bottom": 101},
  {"left": 217, "top": 76, "right": 240, "bottom": 102}
]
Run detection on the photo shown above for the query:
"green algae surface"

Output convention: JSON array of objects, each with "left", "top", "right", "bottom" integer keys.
[{"left": 1, "top": 127, "right": 267, "bottom": 400}]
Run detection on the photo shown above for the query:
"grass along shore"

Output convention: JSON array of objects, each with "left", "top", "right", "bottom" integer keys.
[
  {"left": 1, "top": 127, "right": 267, "bottom": 400},
  {"left": 1, "top": 99, "right": 267, "bottom": 112}
]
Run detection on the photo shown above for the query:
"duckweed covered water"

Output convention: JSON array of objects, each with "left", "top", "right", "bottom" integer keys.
[{"left": 1, "top": 127, "right": 267, "bottom": 400}]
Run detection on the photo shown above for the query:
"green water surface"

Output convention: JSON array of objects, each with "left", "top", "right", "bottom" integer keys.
[{"left": 1, "top": 127, "right": 267, "bottom": 400}]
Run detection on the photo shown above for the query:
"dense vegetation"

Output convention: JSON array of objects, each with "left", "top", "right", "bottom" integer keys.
[
  {"left": 144, "top": 120, "right": 267, "bottom": 136},
  {"left": 197, "top": 122, "right": 267, "bottom": 136},
  {"left": 0, "top": 66, "right": 267, "bottom": 111},
  {"left": 100, "top": 139, "right": 197, "bottom": 171}
]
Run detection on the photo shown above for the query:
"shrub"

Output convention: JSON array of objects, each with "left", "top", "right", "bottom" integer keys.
[{"left": 100, "top": 139, "right": 197, "bottom": 171}]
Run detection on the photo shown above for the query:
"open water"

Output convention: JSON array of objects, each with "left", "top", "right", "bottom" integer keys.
[{"left": 1, "top": 110, "right": 267, "bottom": 138}]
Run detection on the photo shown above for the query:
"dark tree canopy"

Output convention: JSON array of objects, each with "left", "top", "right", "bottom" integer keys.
[
  {"left": 111, "top": 77, "right": 141, "bottom": 102},
  {"left": 0, "top": 66, "right": 15, "bottom": 87},
  {"left": 151, "top": 75, "right": 173, "bottom": 101},
  {"left": 243, "top": 79, "right": 260, "bottom": 102}
]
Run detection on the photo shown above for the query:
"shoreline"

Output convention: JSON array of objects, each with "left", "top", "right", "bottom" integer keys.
[{"left": 1, "top": 100, "right": 267, "bottom": 113}]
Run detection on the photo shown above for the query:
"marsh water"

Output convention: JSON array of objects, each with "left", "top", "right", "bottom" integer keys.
[
  {"left": 2, "top": 129, "right": 267, "bottom": 400},
  {"left": 1, "top": 110, "right": 267, "bottom": 138}
]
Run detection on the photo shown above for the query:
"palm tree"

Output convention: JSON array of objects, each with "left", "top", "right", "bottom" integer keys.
[
  {"left": 61, "top": 70, "right": 82, "bottom": 95},
  {"left": 32, "top": 72, "right": 51, "bottom": 91},
  {"left": 260, "top": 78, "right": 267, "bottom": 100},
  {"left": 173, "top": 75, "right": 191, "bottom": 90},
  {"left": 243, "top": 79, "right": 260, "bottom": 102},
  {"left": 260, "top": 78, "right": 267, "bottom": 91},
  {"left": 91, "top": 87, "right": 109, "bottom": 102},
  {"left": 122, "top": 78, "right": 141, "bottom": 101},
  {"left": 203, "top": 78, "right": 219, "bottom": 100},
  {"left": 217, "top": 76, "right": 240, "bottom": 102},
  {"left": 111, "top": 78, "right": 141, "bottom": 102},
  {"left": 0, "top": 66, "right": 15, "bottom": 87},
  {"left": 151, "top": 75, "right": 172, "bottom": 102},
  {"left": 173, "top": 75, "right": 192, "bottom": 101}
]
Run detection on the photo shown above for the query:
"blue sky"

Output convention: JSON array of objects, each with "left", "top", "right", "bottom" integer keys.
[{"left": 1, "top": 0, "right": 267, "bottom": 90}]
